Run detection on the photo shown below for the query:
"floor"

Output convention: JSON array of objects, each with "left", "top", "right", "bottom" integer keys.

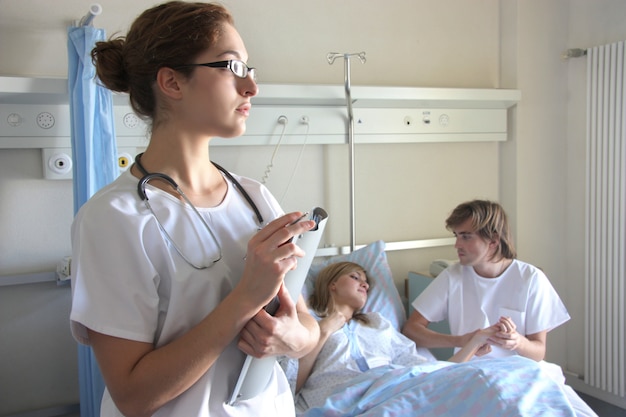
[{"left": 576, "top": 392, "right": 626, "bottom": 416}]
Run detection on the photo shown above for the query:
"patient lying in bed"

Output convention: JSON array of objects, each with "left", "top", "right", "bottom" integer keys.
[
  {"left": 297, "top": 261, "right": 500, "bottom": 400},
  {"left": 288, "top": 255, "right": 593, "bottom": 416}
]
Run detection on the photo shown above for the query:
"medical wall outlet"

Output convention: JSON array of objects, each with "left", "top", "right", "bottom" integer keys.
[
  {"left": 42, "top": 148, "right": 73, "bottom": 180},
  {"left": 56, "top": 255, "right": 72, "bottom": 285},
  {"left": 117, "top": 147, "right": 137, "bottom": 172},
  {"left": 42, "top": 147, "right": 137, "bottom": 179}
]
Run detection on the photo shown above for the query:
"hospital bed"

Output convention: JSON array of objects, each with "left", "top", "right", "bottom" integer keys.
[{"left": 283, "top": 240, "right": 597, "bottom": 417}]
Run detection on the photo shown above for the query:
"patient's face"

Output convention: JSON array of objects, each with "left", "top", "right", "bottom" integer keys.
[{"left": 330, "top": 270, "right": 369, "bottom": 310}]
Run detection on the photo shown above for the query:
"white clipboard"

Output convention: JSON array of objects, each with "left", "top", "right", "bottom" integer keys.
[{"left": 228, "top": 207, "right": 328, "bottom": 405}]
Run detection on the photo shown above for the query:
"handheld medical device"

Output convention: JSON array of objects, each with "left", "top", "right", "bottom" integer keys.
[{"left": 228, "top": 207, "right": 328, "bottom": 405}]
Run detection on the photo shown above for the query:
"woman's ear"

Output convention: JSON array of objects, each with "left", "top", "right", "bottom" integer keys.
[{"left": 155, "top": 67, "right": 184, "bottom": 100}]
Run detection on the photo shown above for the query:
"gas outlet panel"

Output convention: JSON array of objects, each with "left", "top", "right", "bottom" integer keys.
[
  {"left": 1, "top": 78, "right": 520, "bottom": 148},
  {"left": 0, "top": 103, "right": 152, "bottom": 149},
  {"left": 2, "top": 100, "right": 512, "bottom": 148},
  {"left": 1, "top": 104, "right": 70, "bottom": 147}
]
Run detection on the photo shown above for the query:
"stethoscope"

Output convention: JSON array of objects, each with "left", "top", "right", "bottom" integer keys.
[{"left": 134, "top": 153, "right": 264, "bottom": 269}]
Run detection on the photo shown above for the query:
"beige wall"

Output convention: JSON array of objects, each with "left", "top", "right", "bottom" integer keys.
[
  {"left": 1, "top": 0, "right": 626, "bottom": 414},
  {"left": 514, "top": 0, "right": 572, "bottom": 368},
  {"left": 0, "top": 0, "right": 502, "bottom": 273}
]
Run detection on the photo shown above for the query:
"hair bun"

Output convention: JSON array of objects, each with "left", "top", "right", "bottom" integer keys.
[{"left": 92, "top": 38, "right": 130, "bottom": 93}]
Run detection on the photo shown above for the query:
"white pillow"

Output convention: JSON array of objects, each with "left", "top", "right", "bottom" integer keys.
[{"left": 303, "top": 240, "right": 406, "bottom": 330}]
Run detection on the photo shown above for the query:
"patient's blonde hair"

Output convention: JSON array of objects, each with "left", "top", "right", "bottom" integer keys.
[{"left": 308, "top": 261, "right": 370, "bottom": 325}]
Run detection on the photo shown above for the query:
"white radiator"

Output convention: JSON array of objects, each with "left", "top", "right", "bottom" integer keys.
[{"left": 585, "top": 40, "right": 626, "bottom": 399}]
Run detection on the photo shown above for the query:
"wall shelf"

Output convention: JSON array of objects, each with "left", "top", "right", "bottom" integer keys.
[
  {"left": 0, "top": 76, "right": 520, "bottom": 108},
  {"left": 0, "top": 76, "right": 68, "bottom": 105},
  {"left": 256, "top": 83, "right": 521, "bottom": 109}
]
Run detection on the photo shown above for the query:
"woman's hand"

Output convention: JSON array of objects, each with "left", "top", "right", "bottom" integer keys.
[
  {"left": 237, "top": 212, "right": 315, "bottom": 312},
  {"left": 238, "top": 284, "right": 318, "bottom": 358},
  {"left": 468, "top": 323, "right": 500, "bottom": 348},
  {"left": 318, "top": 311, "right": 348, "bottom": 336},
  {"left": 474, "top": 342, "right": 492, "bottom": 357},
  {"left": 449, "top": 323, "right": 500, "bottom": 363}
]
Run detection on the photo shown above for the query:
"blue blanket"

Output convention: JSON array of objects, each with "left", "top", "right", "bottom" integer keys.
[{"left": 299, "top": 357, "right": 576, "bottom": 417}]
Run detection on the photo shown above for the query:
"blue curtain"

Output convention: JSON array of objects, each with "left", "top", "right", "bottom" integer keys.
[{"left": 67, "top": 24, "right": 118, "bottom": 417}]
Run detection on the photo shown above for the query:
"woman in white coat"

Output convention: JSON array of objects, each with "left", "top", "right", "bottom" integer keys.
[{"left": 70, "top": 2, "right": 319, "bottom": 416}]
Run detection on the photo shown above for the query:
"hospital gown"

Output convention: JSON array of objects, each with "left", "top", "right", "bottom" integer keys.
[{"left": 296, "top": 312, "right": 433, "bottom": 411}]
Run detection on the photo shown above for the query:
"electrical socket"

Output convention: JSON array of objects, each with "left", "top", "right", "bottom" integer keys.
[{"left": 42, "top": 148, "right": 73, "bottom": 180}]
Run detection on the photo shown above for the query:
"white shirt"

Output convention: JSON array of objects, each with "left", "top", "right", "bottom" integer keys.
[
  {"left": 412, "top": 260, "right": 570, "bottom": 358},
  {"left": 70, "top": 168, "right": 294, "bottom": 417}
]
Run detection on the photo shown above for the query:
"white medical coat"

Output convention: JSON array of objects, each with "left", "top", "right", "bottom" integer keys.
[{"left": 70, "top": 168, "right": 294, "bottom": 417}]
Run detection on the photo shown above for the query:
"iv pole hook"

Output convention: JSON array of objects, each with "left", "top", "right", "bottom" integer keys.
[{"left": 326, "top": 51, "right": 366, "bottom": 65}]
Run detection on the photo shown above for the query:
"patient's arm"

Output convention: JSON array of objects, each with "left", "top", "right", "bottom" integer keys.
[
  {"left": 296, "top": 312, "right": 346, "bottom": 392},
  {"left": 448, "top": 324, "right": 499, "bottom": 363}
]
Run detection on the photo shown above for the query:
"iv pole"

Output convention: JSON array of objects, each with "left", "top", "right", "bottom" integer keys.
[{"left": 327, "top": 51, "right": 366, "bottom": 253}]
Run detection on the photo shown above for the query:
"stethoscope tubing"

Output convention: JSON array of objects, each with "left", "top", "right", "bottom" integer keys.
[
  {"left": 134, "top": 153, "right": 264, "bottom": 225},
  {"left": 138, "top": 171, "right": 223, "bottom": 268}
]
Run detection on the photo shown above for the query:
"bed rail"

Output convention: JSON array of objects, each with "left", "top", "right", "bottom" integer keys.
[
  {"left": 0, "top": 271, "right": 57, "bottom": 287},
  {"left": 1, "top": 237, "right": 454, "bottom": 287},
  {"left": 315, "top": 237, "right": 455, "bottom": 257}
]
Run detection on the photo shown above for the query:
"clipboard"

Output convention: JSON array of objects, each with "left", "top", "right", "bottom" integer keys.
[{"left": 228, "top": 207, "right": 328, "bottom": 405}]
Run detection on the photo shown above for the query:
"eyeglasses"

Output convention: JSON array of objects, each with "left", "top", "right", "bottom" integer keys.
[{"left": 174, "top": 59, "right": 256, "bottom": 81}]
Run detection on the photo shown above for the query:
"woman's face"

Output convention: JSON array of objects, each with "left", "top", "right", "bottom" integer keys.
[
  {"left": 329, "top": 269, "right": 369, "bottom": 310},
  {"left": 177, "top": 23, "right": 258, "bottom": 139}
]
